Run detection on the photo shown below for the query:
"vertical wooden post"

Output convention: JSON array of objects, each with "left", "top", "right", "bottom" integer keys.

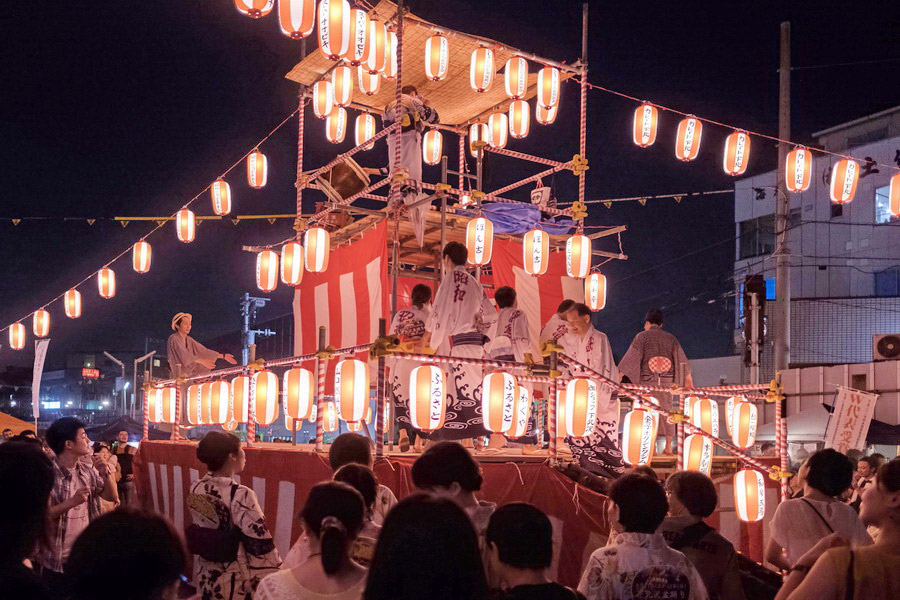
[
  {"left": 142, "top": 370, "right": 150, "bottom": 441},
  {"left": 375, "top": 318, "right": 388, "bottom": 458},
  {"left": 315, "top": 326, "right": 327, "bottom": 451}
]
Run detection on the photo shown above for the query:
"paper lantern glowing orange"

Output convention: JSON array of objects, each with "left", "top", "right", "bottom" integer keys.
[
  {"left": 8, "top": 322, "right": 25, "bottom": 350},
  {"left": 98, "top": 268, "right": 116, "bottom": 299},
  {"left": 231, "top": 375, "right": 251, "bottom": 423},
  {"left": 325, "top": 107, "right": 348, "bottom": 143},
  {"left": 522, "top": 228, "right": 549, "bottom": 276},
  {"left": 346, "top": 420, "right": 364, "bottom": 432},
  {"left": 504, "top": 57, "right": 528, "bottom": 99},
  {"left": 537, "top": 66, "right": 560, "bottom": 109},
  {"left": 176, "top": 208, "right": 195, "bottom": 243},
  {"left": 234, "top": 0, "right": 273, "bottom": 19},
  {"left": 342, "top": 8, "right": 369, "bottom": 65},
  {"left": 482, "top": 371, "right": 517, "bottom": 433},
  {"left": 317, "top": 0, "right": 351, "bottom": 60},
  {"left": 466, "top": 216, "right": 493, "bottom": 266},
  {"left": 723, "top": 131, "right": 751, "bottom": 176},
  {"left": 256, "top": 250, "right": 278, "bottom": 293},
  {"left": 148, "top": 387, "right": 177, "bottom": 424},
  {"left": 785, "top": 146, "right": 812, "bottom": 193},
  {"left": 423, "top": 129, "right": 443, "bottom": 166},
  {"left": 322, "top": 400, "right": 339, "bottom": 432},
  {"left": 675, "top": 116, "right": 702, "bottom": 161},
  {"left": 358, "top": 65, "right": 381, "bottom": 95},
  {"left": 554, "top": 390, "right": 566, "bottom": 439},
  {"left": 199, "top": 383, "right": 213, "bottom": 425},
  {"left": 470, "top": 47, "right": 494, "bottom": 92},
  {"left": 331, "top": 64, "right": 353, "bottom": 107},
  {"left": 409, "top": 364, "right": 446, "bottom": 431},
  {"left": 508, "top": 100, "right": 530, "bottom": 139},
  {"left": 723, "top": 395, "right": 740, "bottom": 434},
  {"left": 281, "top": 241, "right": 304, "bottom": 286},
  {"left": 830, "top": 159, "right": 859, "bottom": 204},
  {"left": 186, "top": 384, "right": 203, "bottom": 426},
  {"left": 425, "top": 34, "right": 448, "bottom": 81},
  {"left": 355, "top": 113, "right": 376, "bottom": 150},
  {"left": 734, "top": 469, "right": 766, "bottom": 522},
  {"left": 251, "top": 370, "right": 279, "bottom": 425},
  {"left": 64, "top": 289, "right": 82, "bottom": 319},
  {"left": 363, "top": 18, "right": 387, "bottom": 74},
  {"left": 313, "top": 79, "right": 334, "bottom": 119},
  {"left": 683, "top": 433, "right": 713, "bottom": 475},
  {"left": 207, "top": 380, "right": 231, "bottom": 425},
  {"left": 247, "top": 149, "right": 268, "bottom": 189},
  {"left": 211, "top": 178, "right": 232, "bottom": 216},
  {"left": 584, "top": 272, "right": 607, "bottom": 311},
  {"left": 633, "top": 103, "right": 658, "bottom": 148},
  {"left": 622, "top": 408, "right": 657, "bottom": 465},
  {"left": 535, "top": 103, "right": 558, "bottom": 125},
  {"left": 278, "top": 0, "right": 315, "bottom": 39},
  {"left": 284, "top": 366, "right": 314, "bottom": 420},
  {"left": 564, "top": 378, "right": 599, "bottom": 438},
  {"left": 469, "top": 122, "right": 488, "bottom": 158},
  {"left": 33, "top": 310, "right": 50, "bottom": 338},
  {"left": 690, "top": 397, "right": 719, "bottom": 437},
  {"left": 133, "top": 240, "right": 152, "bottom": 274},
  {"left": 382, "top": 31, "right": 398, "bottom": 80},
  {"left": 566, "top": 234, "right": 591, "bottom": 279},
  {"left": 890, "top": 172, "right": 900, "bottom": 218},
  {"left": 509, "top": 385, "right": 532, "bottom": 439},
  {"left": 335, "top": 359, "right": 369, "bottom": 422},
  {"left": 304, "top": 227, "right": 330, "bottom": 273},
  {"left": 488, "top": 111, "right": 508, "bottom": 149},
  {"left": 730, "top": 401, "right": 757, "bottom": 449}
]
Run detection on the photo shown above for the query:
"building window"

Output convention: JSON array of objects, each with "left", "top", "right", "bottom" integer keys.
[
  {"left": 831, "top": 203, "right": 843, "bottom": 219},
  {"left": 738, "top": 214, "right": 775, "bottom": 259},
  {"left": 875, "top": 185, "right": 894, "bottom": 224},
  {"left": 875, "top": 266, "right": 900, "bottom": 297}
]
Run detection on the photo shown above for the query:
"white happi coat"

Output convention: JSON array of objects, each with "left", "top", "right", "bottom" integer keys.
[
  {"left": 388, "top": 304, "right": 431, "bottom": 431},
  {"left": 490, "top": 307, "right": 539, "bottom": 363},
  {"left": 540, "top": 313, "right": 572, "bottom": 345}
]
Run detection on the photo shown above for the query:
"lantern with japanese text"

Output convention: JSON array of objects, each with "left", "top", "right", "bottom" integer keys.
[
  {"left": 488, "top": 111, "right": 508, "bottom": 149},
  {"left": 890, "top": 172, "right": 900, "bottom": 218},
  {"left": 256, "top": 250, "right": 278, "bottom": 293},
  {"left": 466, "top": 216, "right": 493, "bottom": 266},
  {"left": 537, "top": 66, "right": 560, "bottom": 110},
  {"left": 98, "top": 268, "right": 116, "bottom": 299},
  {"left": 342, "top": 8, "right": 369, "bottom": 65},
  {"left": 482, "top": 371, "right": 517, "bottom": 433},
  {"left": 633, "top": 103, "right": 658, "bottom": 148},
  {"left": 382, "top": 31, "right": 398, "bottom": 80},
  {"left": 247, "top": 148, "right": 268, "bottom": 189},
  {"left": 504, "top": 57, "right": 528, "bottom": 99},
  {"left": 33, "top": 310, "right": 49, "bottom": 338},
  {"left": 470, "top": 47, "right": 494, "bottom": 92},
  {"left": 313, "top": 79, "right": 334, "bottom": 118},
  {"left": 186, "top": 384, "right": 203, "bottom": 425},
  {"left": 355, "top": 113, "right": 376, "bottom": 150},
  {"left": 622, "top": 408, "right": 657, "bottom": 465},
  {"left": 690, "top": 397, "right": 719, "bottom": 437},
  {"left": 199, "top": 383, "right": 213, "bottom": 425},
  {"left": 64, "top": 289, "right": 82, "bottom": 319},
  {"left": 734, "top": 469, "right": 766, "bottom": 522},
  {"left": 284, "top": 366, "right": 314, "bottom": 420},
  {"left": 281, "top": 241, "right": 304, "bottom": 286},
  {"left": 304, "top": 227, "right": 330, "bottom": 273},
  {"left": 509, "top": 385, "right": 532, "bottom": 439},
  {"left": 723, "top": 395, "right": 740, "bottom": 434},
  {"left": 425, "top": 34, "right": 448, "bottom": 81},
  {"left": 675, "top": 116, "right": 702, "bottom": 161},
  {"left": 785, "top": 146, "right": 812, "bottom": 193},
  {"left": 132, "top": 240, "right": 151, "bottom": 274},
  {"left": 317, "top": 0, "right": 351, "bottom": 60},
  {"left": 830, "top": 159, "right": 859, "bottom": 204},
  {"left": 211, "top": 178, "right": 232, "bottom": 216},
  {"left": 536, "top": 103, "right": 558, "bottom": 125},
  {"left": 423, "top": 129, "right": 442, "bottom": 166},
  {"left": 278, "top": 0, "right": 315, "bottom": 39},
  {"left": 326, "top": 107, "right": 348, "bottom": 143},
  {"left": 332, "top": 64, "right": 353, "bottom": 107},
  {"left": 8, "top": 322, "right": 25, "bottom": 350},
  {"left": 730, "top": 400, "right": 757, "bottom": 449},
  {"left": 642, "top": 395, "right": 661, "bottom": 430},
  {"left": 522, "top": 228, "right": 549, "bottom": 276},
  {"left": 723, "top": 131, "right": 751, "bottom": 176},
  {"left": 231, "top": 375, "right": 251, "bottom": 423},
  {"left": 323, "top": 401, "right": 339, "bottom": 432},
  {"left": 251, "top": 370, "right": 279, "bottom": 425},
  {"left": 358, "top": 66, "right": 380, "bottom": 95},
  {"left": 564, "top": 378, "right": 598, "bottom": 438},
  {"left": 207, "top": 380, "right": 231, "bottom": 425},
  {"left": 363, "top": 18, "right": 386, "bottom": 74},
  {"left": 469, "top": 122, "right": 488, "bottom": 158},
  {"left": 234, "top": 0, "right": 273, "bottom": 19},
  {"left": 584, "top": 272, "right": 607, "bottom": 311},
  {"left": 308, "top": 402, "right": 317, "bottom": 423},
  {"left": 683, "top": 434, "right": 712, "bottom": 475},
  {"left": 509, "top": 100, "right": 530, "bottom": 139},
  {"left": 346, "top": 420, "right": 363, "bottom": 432},
  {"left": 335, "top": 359, "right": 369, "bottom": 422},
  {"left": 176, "top": 208, "right": 195, "bottom": 243},
  {"left": 148, "top": 387, "right": 176, "bottom": 424},
  {"left": 566, "top": 234, "right": 591, "bottom": 279},
  {"left": 409, "top": 364, "right": 446, "bottom": 432}
]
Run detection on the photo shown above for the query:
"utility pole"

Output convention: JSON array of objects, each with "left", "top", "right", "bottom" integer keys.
[
  {"left": 773, "top": 21, "right": 791, "bottom": 375},
  {"left": 749, "top": 293, "right": 760, "bottom": 385},
  {"left": 240, "top": 293, "right": 275, "bottom": 365}
]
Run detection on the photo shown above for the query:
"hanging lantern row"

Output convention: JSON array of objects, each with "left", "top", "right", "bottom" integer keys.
[
  {"left": 622, "top": 407, "right": 658, "bottom": 466},
  {"left": 355, "top": 113, "right": 376, "bottom": 149},
  {"left": 176, "top": 209, "right": 196, "bottom": 244},
  {"left": 522, "top": 228, "right": 549, "bottom": 276},
  {"left": 735, "top": 468, "right": 766, "bottom": 522},
  {"left": 466, "top": 216, "right": 493, "bottom": 266},
  {"left": 409, "top": 364, "right": 446, "bottom": 432},
  {"left": 247, "top": 148, "right": 268, "bottom": 189},
  {"left": 133, "top": 240, "right": 152, "bottom": 274},
  {"left": 251, "top": 227, "right": 330, "bottom": 293},
  {"left": 585, "top": 272, "right": 607, "bottom": 311},
  {"left": 683, "top": 434, "right": 712, "bottom": 475},
  {"left": 335, "top": 358, "right": 369, "bottom": 423},
  {"left": 483, "top": 371, "right": 517, "bottom": 433},
  {"left": 690, "top": 397, "right": 719, "bottom": 437}
]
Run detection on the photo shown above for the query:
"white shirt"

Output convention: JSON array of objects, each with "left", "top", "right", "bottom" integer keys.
[
  {"left": 62, "top": 467, "right": 90, "bottom": 560},
  {"left": 426, "top": 265, "right": 496, "bottom": 350},
  {"left": 540, "top": 313, "right": 571, "bottom": 344},
  {"left": 389, "top": 305, "right": 430, "bottom": 340},
  {"left": 255, "top": 569, "right": 366, "bottom": 600},
  {"left": 770, "top": 497, "right": 872, "bottom": 565}
]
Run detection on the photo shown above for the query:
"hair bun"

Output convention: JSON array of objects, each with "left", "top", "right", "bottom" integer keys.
[{"left": 321, "top": 515, "right": 346, "bottom": 534}]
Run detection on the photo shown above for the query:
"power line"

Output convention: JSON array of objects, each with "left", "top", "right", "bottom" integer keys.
[{"left": 790, "top": 57, "right": 900, "bottom": 71}]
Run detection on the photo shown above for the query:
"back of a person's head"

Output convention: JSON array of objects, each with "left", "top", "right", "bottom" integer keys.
[
  {"left": 333, "top": 463, "right": 378, "bottom": 513},
  {"left": 609, "top": 474, "right": 668, "bottom": 533},
  {"left": 570, "top": 302, "right": 592, "bottom": 318},
  {"left": 628, "top": 465, "right": 658, "bottom": 480},
  {"left": 196, "top": 430, "right": 241, "bottom": 472},
  {"left": 329, "top": 432, "right": 372, "bottom": 470},
  {"left": 442, "top": 241, "right": 467, "bottom": 266},
  {"left": 365, "top": 493, "right": 487, "bottom": 600},
  {"left": 806, "top": 448, "right": 853, "bottom": 497},
  {"left": 494, "top": 286, "right": 516, "bottom": 309},
  {"left": 45, "top": 416, "right": 86, "bottom": 456},
  {"left": 411, "top": 441, "right": 482, "bottom": 492},
  {"left": 556, "top": 299, "right": 575, "bottom": 315},
  {"left": 666, "top": 471, "right": 718, "bottom": 518},
  {"left": 0, "top": 442, "right": 53, "bottom": 566},
  {"left": 486, "top": 503, "right": 553, "bottom": 570},
  {"left": 66, "top": 508, "right": 186, "bottom": 600},
  {"left": 9, "top": 434, "right": 42, "bottom": 447},
  {"left": 410, "top": 283, "right": 432, "bottom": 308},
  {"left": 301, "top": 482, "right": 365, "bottom": 575},
  {"left": 645, "top": 308, "right": 664, "bottom": 325},
  {"left": 876, "top": 458, "right": 900, "bottom": 492}
]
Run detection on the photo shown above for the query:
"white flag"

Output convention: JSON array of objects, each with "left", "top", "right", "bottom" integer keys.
[{"left": 32, "top": 339, "right": 50, "bottom": 420}]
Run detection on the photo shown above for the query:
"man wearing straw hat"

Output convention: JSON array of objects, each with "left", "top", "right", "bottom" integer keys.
[{"left": 166, "top": 312, "right": 236, "bottom": 379}]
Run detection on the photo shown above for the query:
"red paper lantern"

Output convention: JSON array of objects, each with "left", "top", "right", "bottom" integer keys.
[
  {"left": 256, "top": 250, "right": 278, "bottom": 293},
  {"left": 633, "top": 103, "right": 658, "bottom": 148},
  {"left": 724, "top": 395, "right": 742, "bottom": 434},
  {"left": 466, "top": 216, "right": 493, "bottom": 266},
  {"left": 234, "top": 0, "right": 273, "bottom": 19},
  {"left": 675, "top": 116, "right": 702, "bottom": 161},
  {"left": 830, "top": 158, "right": 859, "bottom": 204},
  {"left": 470, "top": 47, "right": 494, "bottom": 92},
  {"left": 488, "top": 111, "right": 508, "bottom": 149},
  {"left": 509, "top": 100, "right": 530, "bottom": 139},
  {"left": 537, "top": 66, "right": 560, "bottom": 110},
  {"left": 482, "top": 371, "right": 517, "bottom": 433},
  {"left": 730, "top": 401, "right": 758, "bottom": 449},
  {"left": 281, "top": 241, "right": 304, "bottom": 286},
  {"left": 207, "top": 381, "right": 231, "bottom": 425},
  {"left": 622, "top": 408, "right": 657, "bottom": 465},
  {"left": 313, "top": 79, "right": 334, "bottom": 119},
  {"left": 304, "top": 227, "right": 330, "bottom": 273},
  {"left": 683, "top": 433, "right": 713, "bottom": 475},
  {"left": 148, "top": 387, "right": 177, "bottom": 424},
  {"left": 382, "top": 31, "right": 398, "bottom": 80},
  {"left": 522, "top": 228, "right": 549, "bottom": 276},
  {"left": 504, "top": 57, "right": 528, "bottom": 99},
  {"left": 409, "top": 364, "right": 446, "bottom": 432},
  {"left": 564, "top": 378, "right": 599, "bottom": 438},
  {"left": 342, "top": 8, "right": 369, "bottom": 65},
  {"left": 176, "top": 208, "right": 195, "bottom": 243},
  {"left": 335, "top": 359, "right": 369, "bottom": 422},
  {"left": 317, "top": 0, "right": 351, "bottom": 60},
  {"left": 186, "top": 384, "right": 203, "bottom": 426},
  {"left": 355, "top": 113, "right": 376, "bottom": 150},
  {"left": 247, "top": 148, "right": 268, "bottom": 189},
  {"left": 363, "top": 18, "right": 387, "bottom": 74},
  {"left": 8, "top": 322, "right": 25, "bottom": 351},
  {"left": 690, "top": 397, "right": 719, "bottom": 437},
  {"left": 890, "top": 172, "right": 900, "bottom": 218},
  {"left": 734, "top": 469, "right": 766, "bottom": 522},
  {"left": 425, "top": 34, "right": 449, "bottom": 81},
  {"left": 785, "top": 146, "right": 812, "bottom": 193},
  {"left": 98, "top": 268, "right": 116, "bottom": 299},
  {"left": 584, "top": 272, "right": 607, "bottom": 311},
  {"left": 322, "top": 401, "right": 339, "bottom": 432},
  {"left": 536, "top": 103, "right": 558, "bottom": 125},
  {"left": 423, "top": 129, "right": 442, "bottom": 166},
  {"left": 284, "top": 367, "right": 314, "bottom": 420},
  {"left": 326, "top": 107, "right": 348, "bottom": 143},
  {"left": 64, "top": 289, "right": 82, "bottom": 319},
  {"left": 332, "top": 64, "right": 353, "bottom": 107},
  {"left": 723, "top": 131, "right": 751, "bottom": 176},
  {"left": 278, "top": 0, "right": 315, "bottom": 39},
  {"left": 566, "top": 234, "right": 591, "bottom": 279},
  {"left": 211, "top": 178, "right": 232, "bottom": 216},
  {"left": 33, "top": 309, "right": 50, "bottom": 338},
  {"left": 133, "top": 240, "right": 152, "bottom": 274},
  {"left": 469, "top": 122, "right": 488, "bottom": 158},
  {"left": 231, "top": 375, "right": 251, "bottom": 423},
  {"left": 358, "top": 66, "right": 381, "bottom": 95},
  {"left": 251, "top": 370, "right": 279, "bottom": 425}
]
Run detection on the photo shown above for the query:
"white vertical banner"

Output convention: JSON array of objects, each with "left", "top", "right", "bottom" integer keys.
[
  {"left": 32, "top": 338, "right": 50, "bottom": 420},
  {"left": 824, "top": 385, "right": 878, "bottom": 454}
]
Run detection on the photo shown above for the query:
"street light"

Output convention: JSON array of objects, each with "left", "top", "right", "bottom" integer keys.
[{"left": 103, "top": 351, "right": 126, "bottom": 415}]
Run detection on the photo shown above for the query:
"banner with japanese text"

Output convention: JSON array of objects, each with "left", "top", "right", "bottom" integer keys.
[{"left": 824, "top": 386, "right": 878, "bottom": 453}]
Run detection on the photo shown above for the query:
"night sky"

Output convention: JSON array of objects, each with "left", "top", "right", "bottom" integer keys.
[{"left": 1, "top": 1, "right": 896, "bottom": 370}]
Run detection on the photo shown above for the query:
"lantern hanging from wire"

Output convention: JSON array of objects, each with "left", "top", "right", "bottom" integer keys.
[
  {"left": 326, "top": 107, "right": 348, "bottom": 143},
  {"left": 284, "top": 366, "right": 314, "bottom": 420},
  {"left": 64, "top": 289, "right": 82, "bottom": 319},
  {"left": 313, "top": 79, "right": 334, "bottom": 118},
  {"left": 251, "top": 370, "right": 279, "bottom": 425},
  {"left": 466, "top": 216, "right": 493, "bottom": 266},
  {"left": 723, "top": 131, "right": 751, "bottom": 176},
  {"left": 509, "top": 100, "right": 530, "bottom": 139},
  {"left": 423, "top": 129, "right": 442, "bottom": 166},
  {"left": 186, "top": 384, "right": 203, "bottom": 426},
  {"left": 307, "top": 401, "right": 317, "bottom": 423},
  {"left": 176, "top": 208, "right": 196, "bottom": 243},
  {"left": 830, "top": 158, "right": 859, "bottom": 204},
  {"left": 675, "top": 116, "right": 703, "bottom": 161},
  {"left": 683, "top": 433, "right": 713, "bottom": 475},
  {"left": 234, "top": 0, "right": 274, "bottom": 19},
  {"left": 554, "top": 390, "right": 566, "bottom": 439},
  {"left": 346, "top": 420, "right": 364, "bottom": 432},
  {"left": 482, "top": 371, "right": 517, "bottom": 433},
  {"left": 98, "top": 268, "right": 116, "bottom": 299},
  {"left": 278, "top": 0, "right": 315, "bottom": 39},
  {"left": 281, "top": 241, "right": 304, "bottom": 286},
  {"left": 304, "top": 227, "right": 330, "bottom": 273},
  {"left": 409, "top": 364, "right": 446, "bottom": 432},
  {"left": 522, "top": 228, "right": 549, "bottom": 276},
  {"left": 332, "top": 64, "right": 353, "bottom": 107},
  {"left": 566, "top": 234, "right": 591, "bottom": 279},
  {"left": 469, "top": 122, "right": 488, "bottom": 158},
  {"left": 509, "top": 385, "right": 532, "bottom": 439},
  {"left": 537, "top": 66, "right": 560, "bottom": 110},
  {"left": 256, "top": 250, "right": 278, "bottom": 293},
  {"left": 133, "top": 240, "right": 152, "bottom": 274},
  {"left": 247, "top": 148, "right": 268, "bottom": 189},
  {"left": 363, "top": 17, "right": 387, "bottom": 74},
  {"left": 33, "top": 310, "right": 50, "bottom": 338},
  {"left": 504, "top": 57, "right": 528, "bottom": 99},
  {"left": 355, "top": 113, "right": 376, "bottom": 150},
  {"left": 724, "top": 395, "right": 741, "bottom": 434},
  {"left": 199, "top": 383, "right": 214, "bottom": 425},
  {"left": 488, "top": 111, "right": 508, "bottom": 149},
  {"left": 319, "top": 401, "right": 337, "bottom": 432},
  {"left": 785, "top": 146, "right": 813, "bottom": 193},
  {"left": 890, "top": 172, "right": 900, "bottom": 218},
  {"left": 382, "top": 31, "right": 398, "bottom": 80},
  {"left": 632, "top": 103, "right": 658, "bottom": 148},
  {"left": 734, "top": 469, "right": 766, "bottom": 522},
  {"left": 584, "top": 272, "right": 607, "bottom": 311},
  {"left": 207, "top": 380, "right": 231, "bottom": 425},
  {"left": 535, "top": 103, "right": 558, "bottom": 125},
  {"left": 690, "top": 397, "right": 719, "bottom": 437},
  {"left": 342, "top": 7, "right": 369, "bottom": 65},
  {"left": 358, "top": 66, "right": 381, "bottom": 95},
  {"left": 148, "top": 387, "right": 177, "bottom": 424},
  {"left": 365, "top": 398, "right": 390, "bottom": 427},
  {"left": 731, "top": 400, "right": 758, "bottom": 449},
  {"left": 565, "top": 378, "right": 599, "bottom": 438},
  {"left": 8, "top": 322, "right": 25, "bottom": 351},
  {"left": 470, "top": 47, "right": 494, "bottom": 92},
  {"left": 425, "top": 34, "right": 448, "bottom": 81},
  {"left": 335, "top": 359, "right": 369, "bottom": 422},
  {"left": 231, "top": 374, "right": 251, "bottom": 423},
  {"left": 211, "top": 178, "right": 232, "bottom": 216},
  {"left": 317, "top": 0, "right": 351, "bottom": 60},
  {"left": 642, "top": 395, "right": 661, "bottom": 430},
  {"left": 622, "top": 408, "right": 657, "bottom": 465}
]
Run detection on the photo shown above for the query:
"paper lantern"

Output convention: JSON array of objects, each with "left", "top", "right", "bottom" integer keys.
[
  {"left": 522, "top": 228, "right": 549, "bottom": 276},
  {"left": 830, "top": 158, "right": 859, "bottom": 204},
  {"left": 633, "top": 103, "right": 658, "bottom": 148},
  {"left": 335, "top": 359, "right": 369, "bottom": 422},
  {"left": 504, "top": 57, "right": 528, "bottom": 99},
  {"left": 355, "top": 113, "right": 376, "bottom": 150},
  {"left": 482, "top": 371, "right": 517, "bottom": 433},
  {"left": 537, "top": 66, "right": 560, "bottom": 109},
  {"left": 358, "top": 65, "right": 381, "bottom": 95},
  {"left": 425, "top": 34, "right": 448, "bottom": 81},
  {"left": 186, "top": 384, "right": 203, "bottom": 426},
  {"left": 346, "top": 420, "right": 364, "bottom": 432},
  {"left": 365, "top": 398, "right": 391, "bottom": 427},
  {"left": 723, "top": 130, "right": 751, "bottom": 176},
  {"left": 323, "top": 401, "right": 339, "bottom": 432},
  {"left": 198, "top": 383, "right": 213, "bottom": 425},
  {"left": 642, "top": 395, "right": 662, "bottom": 430},
  {"left": 509, "top": 385, "right": 532, "bottom": 439},
  {"left": 278, "top": 0, "right": 315, "bottom": 39},
  {"left": 488, "top": 111, "right": 508, "bottom": 149},
  {"left": 785, "top": 146, "right": 812, "bottom": 193},
  {"left": 409, "top": 364, "right": 446, "bottom": 432},
  {"left": 684, "top": 395, "right": 698, "bottom": 420},
  {"left": 683, "top": 434, "right": 713, "bottom": 475},
  {"left": 64, "top": 289, "right": 82, "bottom": 319},
  {"left": 223, "top": 420, "right": 238, "bottom": 432},
  {"left": 234, "top": 0, "right": 274, "bottom": 19},
  {"left": 280, "top": 241, "right": 304, "bottom": 286},
  {"left": 308, "top": 401, "right": 317, "bottom": 423},
  {"left": 207, "top": 380, "right": 231, "bottom": 425},
  {"left": 284, "top": 415, "right": 300, "bottom": 431},
  {"left": 211, "top": 178, "right": 232, "bottom": 216},
  {"left": 231, "top": 375, "right": 251, "bottom": 423},
  {"left": 326, "top": 107, "right": 348, "bottom": 143},
  {"left": 554, "top": 390, "right": 566, "bottom": 438},
  {"left": 148, "top": 387, "right": 176, "bottom": 424},
  {"left": 622, "top": 408, "right": 657, "bottom": 465},
  {"left": 730, "top": 401, "right": 758, "bottom": 448},
  {"left": 566, "top": 234, "right": 591, "bottom": 279},
  {"left": 535, "top": 103, "right": 558, "bottom": 125},
  {"left": 469, "top": 122, "right": 488, "bottom": 158},
  {"left": 690, "top": 397, "right": 719, "bottom": 437},
  {"left": 564, "top": 378, "right": 599, "bottom": 438},
  {"left": 382, "top": 31, "right": 398, "bottom": 80},
  {"left": 97, "top": 268, "right": 116, "bottom": 299},
  {"left": 9, "top": 322, "right": 25, "bottom": 350},
  {"left": 313, "top": 79, "right": 334, "bottom": 118},
  {"left": 466, "top": 216, "right": 493, "bottom": 266},
  {"left": 247, "top": 148, "right": 268, "bottom": 189},
  {"left": 33, "top": 310, "right": 50, "bottom": 338},
  {"left": 284, "top": 367, "right": 314, "bottom": 420},
  {"left": 332, "top": 64, "right": 353, "bottom": 107},
  {"left": 256, "top": 250, "right": 278, "bottom": 293},
  {"left": 132, "top": 240, "right": 152, "bottom": 274},
  {"left": 363, "top": 18, "right": 387, "bottom": 74},
  {"left": 675, "top": 116, "right": 702, "bottom": 161},
  {"left": 470, "top": 47, "right": 494, "bottom": 92},
  {"left": 887, "top": 172, "right": 900, "bottom": 218},
  {"left": 734, "top": 469, "right": 766, "bottom": 522},
  {"left": 584, "top": 272, "right": 606, "bottom": 311},
  {"left": 342, "top": 8, "right": 369, "bottom": 65},
  {"left": 251, "top": 370, "right": 279, "bottom": 425},
  {"left": 723, "top": 395, "right": 739, "bottom": 434},
  {"left": 304, "top": 227, "right": 330, "bottom": 272},
  {"left": 317, "top": 0, "right": 351, "bottom": 60},
  {"left": 423, "top": 129, "right": 443, "bottom": 166},
  {"left": 176, "top": 208, "right": 195, "bottom": 243},
  {"left": 508, "top": 100, "right": 530, "bottom": 139}
]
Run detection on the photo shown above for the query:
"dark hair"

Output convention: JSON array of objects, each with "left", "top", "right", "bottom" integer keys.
[
  {"left": 628, "top": 465, "right": 659, "bottom": 480},
  {"left": 45, "top": 416, "right": 86, "bottom": 456},
  {"left": 411, "top": 441, "right": 483, "bottom": 492},
  {"left": 20, "top": 429, "right": 36, "bottom": 437},
  {"left": 92, "top": 441, "right": 110, "bottom": 454},
  {"left": 858, "top": 456, "right": 879, "bottom": 470},
  {"left": 196, "top": 431, "right": 241, "bottom": 472},
  {"left": 0, "top": 442, "right": 53, "bottom": 566},
  {"left": 666, "top": 471, "right": 718, "bottom": 518},
  {"left": 410, "top": 284, "right": 432, "bottom": 308},
  {"left": 301, "top": 482, "right": 365, "bottom": 575},
  {"left": 9, "top": 434, "right": 42, "bottom": 447},
  {"left": 486, "top": 503, "right": 552, "bottom": 569},
  {"left": 806, "top": 448, "right": 854, "bottom": 497},
  {"left": 609, "top": 474, "right": 668, "bottom": 533},
  {"left": 556, "top": 299, "right": 575, "bottom": 314},
  {"left": 494, "top": 286, "right": 516, "bottom": 309},
  {"left": 401, "top": 85, "right": 418, "bottom": 95},
  {"left": 329, "top": 433, "right": 372, "bottom": 471},
  {"left": 333, "top": 463, "right": 378, "bottom": 512},
  {"left": 760, "top": 442, "right": 775, "bottom": 451},
  {"left": 876, "top": 458, "right": 900, "bottom": 493},
  {"left": 645, "top": 308, "right": 664, "bottom": 325},
  {"left": 66, "top": 509, "right": 187, "bottom": 600},
  {"left": 442, "top": 241, "right": 467, "bottom": 266},
  {"left": 364, "top": 494, "right": 488, "bottom": 600},
  {"left": 569, "top": 303, "right": 592, "bottom": 318}
]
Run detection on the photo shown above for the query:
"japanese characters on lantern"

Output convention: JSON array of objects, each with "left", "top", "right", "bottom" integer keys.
[
  {"left": 584, "top": 272, "right": 607, "bottom": 311},
  {"left": 566, "top": 234, "right": 591, "bottom": 279},
  {"left": 488, "top": 111, "right": 508, "bottom": 149},
  {"left": 256, "top": 250, "right": 278, "bottom": 293},
  {"left": 633, "top": 103, "right": 658, "bottom": 148},
  {"left": 730, "top": 400, "right": 758, "bottom": 449},
  {"left": 623, "top": 408, "right": 657, "bottom": 465},
  {"left": 723, "top": 130, "right": 751, "bottom": 176},
  {"left": 363, "top": 18, "right": 386, "bottom": 74},
  {"left": 830, "top": 158, "right": 859, "bottom": 204},
  {"left": 683, "top": 434, "right": 713, "bottom": 475},
  {"left": 564, "top": 378, "right": 598, "bottom": 438},
  {"left": 482, "top": 371, "right": 517, "bottom": 433},
  {"left": 470, "top": 47, "right": 494, "bottom": 93},
  {"left": 504, "top": 57, "right": 528, "bottom": 99},
  {"left": 409, "top": 364, "right": 446, "bottom": 432},
  {"left": 690, "top": 397, "right": 719, "bottom": 437},
  {"left": 211, "top": 178, "right": 232, "bottom": 216},
  {"left": 509, "top": 385, "right": 532, "bottom": 439},
  {"left": 734, "top": 469, "right": 766, "bottom": 522},
  {"left": 425, "top": 34, "right": 449, "bottom": 81},
  {"left": 537, "top": 66, "right": 560, "bottom": 110},
  {"left": 355, "top": 113, "right": 376, "bottom": 150},
  {"left": 675, "top": 116, "right": 703, "bottom": 161},
  {"left": 323, "top": 400, "right": 339, "bottom": 432},
  {"left": 313, "top": 79, "right": 334, "bottom": 118},
  {"left": 317, "top": 0, "right": 351, "bottom": 60},
  {"left": 522, "top": 228, "right": 549, "bottom": 276},
  {"left": 785, "top": 146, "right": 813, "bottom": 193},
  {"left": 342, "top": 8, "right": 369, "bottom": 65},
  {"left": 281, "top": 241, "right": 304, "bottom": 286},
  {"left": 325, "top": 107, "right": 348, "bottom": 143},
  {"left": 466, "top": 216, "right": 493, "bottom": 266},
  {"left": 176, "top": 208, "right": 195, "bottom": 243},
  {"left": 247, "top": 148, "right": 268, "bottom": 189}
]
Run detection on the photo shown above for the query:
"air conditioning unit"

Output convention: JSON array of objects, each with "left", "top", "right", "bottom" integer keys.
[{"left": 873, "top": 334, "right": 900, "bottom": 361}]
